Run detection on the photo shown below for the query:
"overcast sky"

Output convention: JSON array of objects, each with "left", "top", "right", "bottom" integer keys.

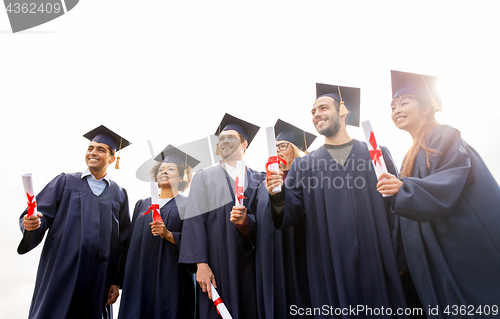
[{"left": 2, "top": 1, "right": 500, "bottom": 318}]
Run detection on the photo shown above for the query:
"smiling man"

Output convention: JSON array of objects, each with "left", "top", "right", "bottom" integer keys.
[
  {"left": 179, "top": 113, "right": 264, "bottom": 319},
  {"left": 17, "top": 125, "right": 131, "bottom": 319},
  {"left": 265, "top": 84, "right": 410, "bottom": 318}
]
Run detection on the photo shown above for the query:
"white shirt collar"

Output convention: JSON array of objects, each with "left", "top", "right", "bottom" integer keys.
[
  {"left": 221, "top": 161, "right": 238, "bottom": 181},
  {"left": 81, "top": 167, "right": 110, "bottom": 185}
]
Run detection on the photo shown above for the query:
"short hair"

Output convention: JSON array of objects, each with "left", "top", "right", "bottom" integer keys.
[{"left": 150, "top": 162, "right": 193, "bottom": 192}]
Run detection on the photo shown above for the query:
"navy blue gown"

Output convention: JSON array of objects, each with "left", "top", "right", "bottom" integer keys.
[
  {"left": 118, "top": 195, "right": 194, "bottom": 319},
  {"left": 272, "top": 140, "right": 408, "bottom": 318},
  {"left": 245, "top": 172, "right": 312, "bottom": 319},
  {"left": 179, "top": 163, "right": 264, "bottom": 319},
  {"left": 393, "top": 125, "right": 500, "bottom": 316},
  {"left": 17, "top": 172, "right": 130, "bottom": 319}
]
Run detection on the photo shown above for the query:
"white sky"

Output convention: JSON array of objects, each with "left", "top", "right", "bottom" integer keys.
[{"left": 1, "top": 1, "right": 500, "bottom": 318}]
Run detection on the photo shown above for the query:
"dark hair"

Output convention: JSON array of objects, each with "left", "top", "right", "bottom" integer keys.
[
  {"left": 399, "top": 95, "right": 440, "bottom": 178},
  {"left": 108, "top": 147, "right": 115, "bottom": 157},
  {"left": 150, "top": 161, "right": 193, "bottom": 192}
]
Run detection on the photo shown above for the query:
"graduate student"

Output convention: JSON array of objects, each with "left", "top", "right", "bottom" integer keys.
[
  {"left": 230, "top": 119, "right": 316, "bottom": 319},
  {"left": 118, "top": 145, "right": 198, "bottom": 319},
  {"left": 377, "top": 70, "right": 500, "bottom": 314},
  {"left": 18, "top": 125, "right": 131, "bottom": 319},
  {"left": 179, "top": 114, "right": 264, "bottom": 319},
  {"left": 266, "top": 84, "right": 408, "bottom": 318}
]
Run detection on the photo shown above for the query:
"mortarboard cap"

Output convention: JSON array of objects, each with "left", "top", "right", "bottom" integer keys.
[
  {"left": 391, "top": 70, "right": 442, "bottom": 112},
  {"left": 274, "top": 119, "right": 316, "bottom": 152},
  {"left": 215, "top": 113, "right": 260, "bottom": 147},
  {"left": 154, "top": 144, "right": 200, "bottom": 168},
  {"left": 316, "top": 83, "right": 361, "bottom": 127},
  {"left": 83, "top": 125, "right": 131, "bottom": 151}
]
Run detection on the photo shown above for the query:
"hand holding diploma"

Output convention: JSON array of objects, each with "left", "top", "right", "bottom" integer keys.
[
  {"left": 235, "top": 161, "right": 246, "bottom": 207},
  {"left": 361, "top": 120, "right": 392, "bottom": 197},
  {"left": 196, "top": 263, "right": 216, "bottom": 299},
  {"left": 230, "top": 206, "right": 247, "bottom": 225},
  {"left": 211, "top": 283, "right": 233, "bottom": 319},
  {"left": 22, "top": 173, "right": 42, "bottom": 231},
  {"left": 265, "top": 126, "right": 287, "bottom": 193},
  {"left": 376, "top": 172, "right": 403, "bottom": 196},
  {"left": 265, "top": 170, "right": 284, "bottom": 195}
]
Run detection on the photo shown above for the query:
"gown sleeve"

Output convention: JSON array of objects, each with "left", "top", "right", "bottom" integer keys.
[
  {"left": 17, "top": 173, "right": 67, "bottom": 254},
  {"left": 178, "top": 171, "right": 209, "bottom": 264},
  {"left": 114, "top": 188, "right": 130, "bottom": 287},
  {"left": 381, "top": 146, "right": 407, "bottom": 271},
  {"left": 393, "top": 126, "right": 471, "bottom": 222},
  {"left": 271, "top": 157, "right": 306, "bottom": 230}
]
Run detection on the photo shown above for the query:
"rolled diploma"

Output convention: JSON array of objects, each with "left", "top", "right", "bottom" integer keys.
[
  {"left": 361, "top": 120, "right": 391, "bottom": 197},
  {"left": 22, "top": 173, "right": 37, "bottom": 217},
  {"left": 211, "top": 283, "right": 233, "bottom": 319},
  {"left": 266, "top": 126, "right": 281, "bottom": 193},
  {"left": 235, "top": 161, "right": 246, "bottom": 207},
  {"left": 150, "top": 182, "right": 161, "bottom": 228}
]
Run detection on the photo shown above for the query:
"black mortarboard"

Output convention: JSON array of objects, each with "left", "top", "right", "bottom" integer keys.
[
  {"left": 274, "top": 119, "right": 316, "bottom": 152},
  {"left": 316, "top": 83, "right": 361, "bottom": 127},
  {"left": 391, "top": 70, "right": 442, "bottom": 111},
  {"left": 154, "top": 144, "right": 200, "bottom": 169},
  {"left": 215, "top": 113, "right": 260, "bottom": 147},
  {"left": 83, "top": 125, "right": 131, "bottom": 151}
]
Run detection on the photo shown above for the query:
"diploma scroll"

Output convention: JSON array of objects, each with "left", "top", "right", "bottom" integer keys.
[
  {"left": 211, "top": 283, "right": 233, "bottom": 319},
  {"left": 22, "top": 173, "right": 38, "bottom": 218},
  {"left": 150, "top": 182, "right": 163, "bottom": 231},
  {"left": 235, "top": 161, "right": 246, "bottom": 207},
  {"left": 266, "top": 126, "right": 282, "bottom": 193},
  {"left": 361, "top": 120, "right": 391, "bottom": 197}
]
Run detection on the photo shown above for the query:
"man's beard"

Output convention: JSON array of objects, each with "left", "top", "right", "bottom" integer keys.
[{"left": 318, "top": 115, "right": 341, "bottom": 138}]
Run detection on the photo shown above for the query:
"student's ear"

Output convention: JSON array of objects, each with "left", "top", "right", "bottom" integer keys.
[{"left": 109, "top": 156, "right": 116, "bottom": 165}]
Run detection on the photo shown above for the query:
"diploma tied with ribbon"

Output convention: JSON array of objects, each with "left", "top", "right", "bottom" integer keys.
[
  {"left": 140, "top": 182, "right": 163, "bottom": 235},
  {"left": 22, "top": 173, "right": 38, "bottom": 218},
  {"left": 361, "top": 120, "right": 392, "bottom": 197},
  {"left": 265, "top": 126, "right": 285, "bottom": 193},
  {"left": 211, "top": 283, "right": 233, "bottom": 319},
  {"left": 235, "top": 161, "right": 246, "bottom": 207}
]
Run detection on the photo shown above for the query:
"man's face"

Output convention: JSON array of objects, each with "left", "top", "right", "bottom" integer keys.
[
  {"left": 218, "top": 130, "right": 246, "bottom": 160},
  {"left": 311, "top": 96, "right": 341, "bottom": 138},
  {"left": 85, "top": 141, "right": 115, "bottom": 172}
]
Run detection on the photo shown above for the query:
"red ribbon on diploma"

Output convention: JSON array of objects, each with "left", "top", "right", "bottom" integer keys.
[
  {"left": 235, "top": 176, "right": 246, "bottom": 204},
  {"left": 214, "top": 297, "right": 223, "bottom": 316},
  {"left": 265, "top": 156, "right": 287, "bottom": 179},
  {"left": 141, "top": 204, "right": 163, "bottom": 223},
  {"left": 27, "top": 193, "right": 37, "bottom": 217},
  {"left": 368, "top": 132, "right": 382, "bottom": 167}
]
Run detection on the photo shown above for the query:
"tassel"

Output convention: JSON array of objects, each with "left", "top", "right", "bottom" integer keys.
[
  {"left": 115, "top": 156, "right": 120, "bottom": 169},
  {"left": 183, "top": 169, "right": 188, "bottom": 182},
  {"left": 215, "top": 143, "right": 220, "bottom": 155},
  {"left": 430, "top": 95, "right": 442, "bottom": 112},
  {"left": 339, "top": 101, "right": 350, "bottom": 117}
]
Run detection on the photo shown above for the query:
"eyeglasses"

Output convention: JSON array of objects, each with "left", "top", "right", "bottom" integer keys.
[{"left": 276, "top": 142, "right": 290, "bottom": 151}]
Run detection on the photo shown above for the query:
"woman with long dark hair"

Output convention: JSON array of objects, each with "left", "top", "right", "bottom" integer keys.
[{"left": 377, "top": 71, "right": 500, "bottom": 315}]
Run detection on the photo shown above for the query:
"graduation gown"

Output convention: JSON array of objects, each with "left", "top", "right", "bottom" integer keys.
[
  {"left": 179, "top": 163, "right": 264, "bottom": 319},
  {"left": 393, "top": 125, "right": 500, "bottom": 315},
  {"left": 246, "top": 175, "right": 312, "bottom": 319},
  {"left": 17, "top": 172, "right": 130, "bottom": 319},
  {"left": 273, "top": 140, "right": 408, "bottom": 318},
  {"left": 118, "top": 195, "right": 194, "bottom": 319}
]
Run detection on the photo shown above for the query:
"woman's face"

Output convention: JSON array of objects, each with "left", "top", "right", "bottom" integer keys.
[
  {"left": 391, "top": 94, "right": 429, "bottom": 135},
  {"left": 276, "top": 140, "right": 295, "bottom": 170},
  {"left": 157, "top": 162, "right": 180, "bottom": 191}
]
